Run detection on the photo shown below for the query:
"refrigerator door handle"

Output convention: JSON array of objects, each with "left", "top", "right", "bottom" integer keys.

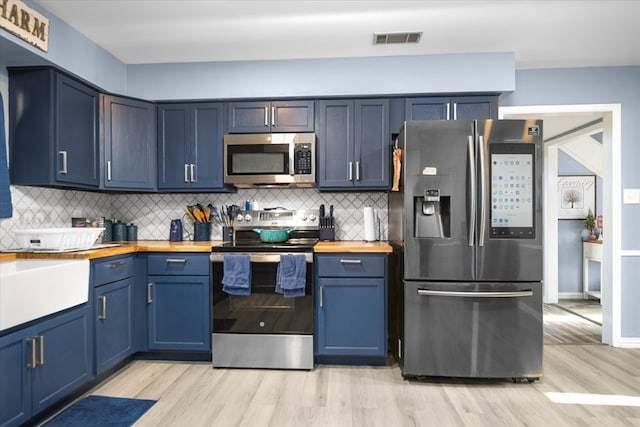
[
  {"left": 468, "top": 135, "right": 476, "bottom": 246},
  {"left": 478, "top": 135, "right": 487, "bottom": 246},
  {"left": 418, "top": 289, "right": 534, "bottom": 298}
]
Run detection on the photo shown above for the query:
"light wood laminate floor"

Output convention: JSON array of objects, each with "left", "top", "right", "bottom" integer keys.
[{"left": 49, "top": 306, "right": 640, "bottom": 427}]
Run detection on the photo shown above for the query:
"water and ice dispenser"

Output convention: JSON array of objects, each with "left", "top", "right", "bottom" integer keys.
[{"left": 414, "top": 188, "right": 450, "bottom": 238}]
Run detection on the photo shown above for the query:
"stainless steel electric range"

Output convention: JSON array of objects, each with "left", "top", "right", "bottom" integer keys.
[{"left": 210, "top": 209, "right": 319, "bottom": 370}]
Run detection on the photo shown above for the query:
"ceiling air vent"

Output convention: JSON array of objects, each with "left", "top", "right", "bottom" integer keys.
[{"left": 374, "top": 32, "right": 422, "bottom": 45}]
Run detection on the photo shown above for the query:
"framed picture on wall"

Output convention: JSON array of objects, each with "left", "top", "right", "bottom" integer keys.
[{"left": 557, "top": 175, "right": 596, "bottom": 219}]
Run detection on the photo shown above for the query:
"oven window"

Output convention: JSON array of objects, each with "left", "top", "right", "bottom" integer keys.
[
  {"left": 212, "top": 260, "right": 313, "bottom": 334},
  {"left": 228, "top": 144, "right": 289, "bottom": 175}
]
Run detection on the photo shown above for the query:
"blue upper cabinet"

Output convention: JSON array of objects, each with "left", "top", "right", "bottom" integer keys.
[
  {"left": 405, "top": 95, "right": 498, "bottom": 121},
  {"left": 157, "top": 102, "right": 226, "bottom": 191},
  {"left": 101, "top": 95, "right": 157, "bottom": 191},
  {"left": 227, "top": 100, "right": 314, "bottom": 133},
  {"left": 316, "top": 99, "right": 390, "bottom": 190},
  {"left": 8, "top": 68, "right": 100, "bottom": 189}
]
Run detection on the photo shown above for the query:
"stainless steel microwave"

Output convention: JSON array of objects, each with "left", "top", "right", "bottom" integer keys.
[{"left": 223, "top": 133, "right": 315, "bottom": 188}]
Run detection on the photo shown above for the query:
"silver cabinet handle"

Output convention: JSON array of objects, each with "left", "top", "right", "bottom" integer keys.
[
  {"left": 99, "top": 295, "right": 107, "bottom": 320},
  {"left": 356, "top": 161, "right": 360, "bottom": 181},
  {"left": 59, "top": 151, "right": 68, "bottom": 174},
  {"left": 264, "top": 107, "right": 269, "bottom": 127},
  {"left": 348, "top": 161, "right": 353, "bottom": 181},
  {"left": 468, "top": 135, "right": 476, "bottom": 247},
  {"left": 340, "top": 259, "right": 362, "bottom": 264},
  {"left": 478, "top": 135, "right": 487, "bottom": 246},
  {"left": 36, "top": 335, "right": 44, "bottom": 366},
  {"left": 147, "top": 283, "right": 153, "bottom": 304},
  {"left": 453, "top": 102, "right": 458, "bottom": 120},
  {"left": 446, "top": 102, "right": 451, "bottom": 120},
  {"left": 27, "top": 338, "right": 37, "bottom": 369},
  {"left": 190, "top": 164, "right": 196, "bottom": 182},
  {"left": 107, "top": 160, "right": 112, "bottom": 181},
  {"left": 319, "top": 286, "right": 323, "bottom": 308},
  {"left": 165, "top": 258, "right": 187, "bottom": 263},
  {"left": 108, "top": 261, "right": 126, "bottom": 269},
  {"left": 271, "top": 106, "right": 275, "bottom": 126},
  {"left": 417, "top": 289, "right": 533, "bottom": 298},
  {"left": 184, "top": 164, "right": 189, "bottom": 183}
]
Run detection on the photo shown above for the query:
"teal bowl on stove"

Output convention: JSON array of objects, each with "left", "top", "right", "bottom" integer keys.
[{"left": 253, "top": 228, "right": 295, "bottom": 243}]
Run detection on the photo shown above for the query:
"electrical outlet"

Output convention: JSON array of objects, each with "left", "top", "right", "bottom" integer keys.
[{"left": 623, "top": 189, "right": 640, "bottom": 204}]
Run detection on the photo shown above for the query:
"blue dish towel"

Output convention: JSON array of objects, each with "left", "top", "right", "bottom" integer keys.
[
  {"left": 0, "top": 91, "right": 12, "bottom": 219},
  {"left": 222, "top": 254, "right": 252, "bottom": 295},
  {"left": 276, "top": 254, "right": 307, "bottom": 298}
]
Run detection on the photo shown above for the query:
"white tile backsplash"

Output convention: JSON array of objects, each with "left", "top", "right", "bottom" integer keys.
[
  {"left": 1, "top": 185, "right": 388, "bottom": 250},
  {"left": 0, "top": 185, "right": 112, "bottom": 250}
]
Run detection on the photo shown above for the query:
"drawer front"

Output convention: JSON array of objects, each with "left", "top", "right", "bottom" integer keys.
[
  {"left": 147, "top": 253, "right": 210, "bottom": 276},
  {"left": 316, "top": 254, "right": 385, "bottom": 278},
  {"left": 583, "top": 242, "right": 602, "bottom": 260},
  {"left": 93, "top": 256, "right": 134, "bottom": 286}
]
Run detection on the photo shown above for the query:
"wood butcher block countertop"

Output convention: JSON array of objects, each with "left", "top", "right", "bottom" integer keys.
[
  {"left": 313, "top": 241, "right": 392, "bottom": 253},
  {"left": 1, "top": 240, "right": 227, "bottom": 260},
  {"left": 1, "top": 240, "right": 392, "bottom": 261}
]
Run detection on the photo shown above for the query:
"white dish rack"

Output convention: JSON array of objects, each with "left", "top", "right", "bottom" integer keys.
[{"left": 13, "top": 228, "right": 105, "bottom": 252}]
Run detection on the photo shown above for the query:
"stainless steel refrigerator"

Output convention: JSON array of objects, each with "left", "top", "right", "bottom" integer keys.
[{"left": 388, "top": 119, "right": 543, "bottom": 380}]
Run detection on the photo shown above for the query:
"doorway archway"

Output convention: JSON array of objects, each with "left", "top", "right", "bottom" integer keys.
[{"left": 500, "top": 104, "right": 621, "bottom": 346}]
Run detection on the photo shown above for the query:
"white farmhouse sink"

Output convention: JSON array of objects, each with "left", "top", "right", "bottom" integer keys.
[{"left": 0, "top": 259, "right": 90, "bottom": 331}]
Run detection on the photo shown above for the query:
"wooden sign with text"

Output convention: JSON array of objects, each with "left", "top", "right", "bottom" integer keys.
[{"left": 0, "top": 0, "right": 49, "bottom": 52}]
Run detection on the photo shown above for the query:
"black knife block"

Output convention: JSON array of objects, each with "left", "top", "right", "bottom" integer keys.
[
  {"left": 319, "top": 215, "right": 335, "bottom": 241},
  {"left": 319, "top": 227, "right": 335, "bottom": 241}
]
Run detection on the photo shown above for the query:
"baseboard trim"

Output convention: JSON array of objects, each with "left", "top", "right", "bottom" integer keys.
[
  {"left": 557, "top": 292, "right": 584, "bottom": 300},
  {"left": 619, "top": 338, "right": 640, "bottom": 348}
]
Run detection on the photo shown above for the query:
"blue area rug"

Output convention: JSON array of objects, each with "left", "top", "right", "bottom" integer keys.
[{"left": 42, "top": 395, "right": 156, "bottom": 427}]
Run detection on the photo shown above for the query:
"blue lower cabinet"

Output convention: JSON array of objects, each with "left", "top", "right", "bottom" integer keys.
[
  {"left": 0, "top": 330, "right": 31, "bottom": 427},
  {"left": 316, "top": 278, "right": 386, "bottom": 357},
  {"left": 0, "top": 305, "right": 93, "bottom": 427},
  {"left": 315, "top": 254, "right": 387, "bottom": 360},
  {"left": 95, "top": 278, "right": 134, "bottom": 374},
  {"left": 147, "top": 275, "right": 210, "bottom": 351}
]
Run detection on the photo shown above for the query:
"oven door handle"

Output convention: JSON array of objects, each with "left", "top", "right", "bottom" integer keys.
[{"left": 210, "top": 252, "right": 313, "bottom": 263}]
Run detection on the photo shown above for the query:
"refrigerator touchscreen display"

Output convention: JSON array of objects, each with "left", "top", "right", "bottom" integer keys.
[{"left": 489, "top": 144, "right": 536, "bottom": 238}]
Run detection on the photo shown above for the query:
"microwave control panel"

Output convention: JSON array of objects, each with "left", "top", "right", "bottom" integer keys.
[{"left": 294, "top": 143, "right": 313, "bottom": 174}]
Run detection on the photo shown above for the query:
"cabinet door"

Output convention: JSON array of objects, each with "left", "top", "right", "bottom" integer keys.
[
  {"left": 95, "top": 278, "right": 134, "bottom": 375},
  {"left": 0, "top": 330, "right": 31, "bottom": 427},
  {"left": 451, "top": 96, "right": 498, "bottom": 120},
  {"left": 354, "top": 99, "right": 390, "bottom": 189},
  {"left": 227, "top": 101, "right": 270, "bottom": 133},
  {"left": 31, "top": 307, "right": 92, "bottom": 415},
  {"left": 8, "top": 68, "right": 99, "bottom": 189},
  {"left": 191, "top": 103, "right": 224, "bottom": 189},
  {"left": 56, "top": 74, "right": 100, "bottom": 186},
  {"left": 405, "top": 97, "right": 450, "bottom": 120},
  {"left": 148, "top": 276, "right": 210, "bottom": 351},
  {"left": 316, "top": 277, "right": 386, "bottom": 357},
  {"left": 157, "top": 104, "right": 190, "bottom": 190},
  {"left": 102, "top": 95, "right": 157, "bottom": 190},
  {"left": 316, "top": 100, "right": 354, "bottom": 188},
  {"left": 271, "top": 101, "right": 314, "bottom": 132}
]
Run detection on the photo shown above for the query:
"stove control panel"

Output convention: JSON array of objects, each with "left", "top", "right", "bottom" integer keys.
[{"left": 233, "top": 209, "right": 319, "bottom": 230}]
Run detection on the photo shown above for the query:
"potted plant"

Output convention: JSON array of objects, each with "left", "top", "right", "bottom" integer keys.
[{"left": 584, "top": 209, "right": 596, "bottom": 240}]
